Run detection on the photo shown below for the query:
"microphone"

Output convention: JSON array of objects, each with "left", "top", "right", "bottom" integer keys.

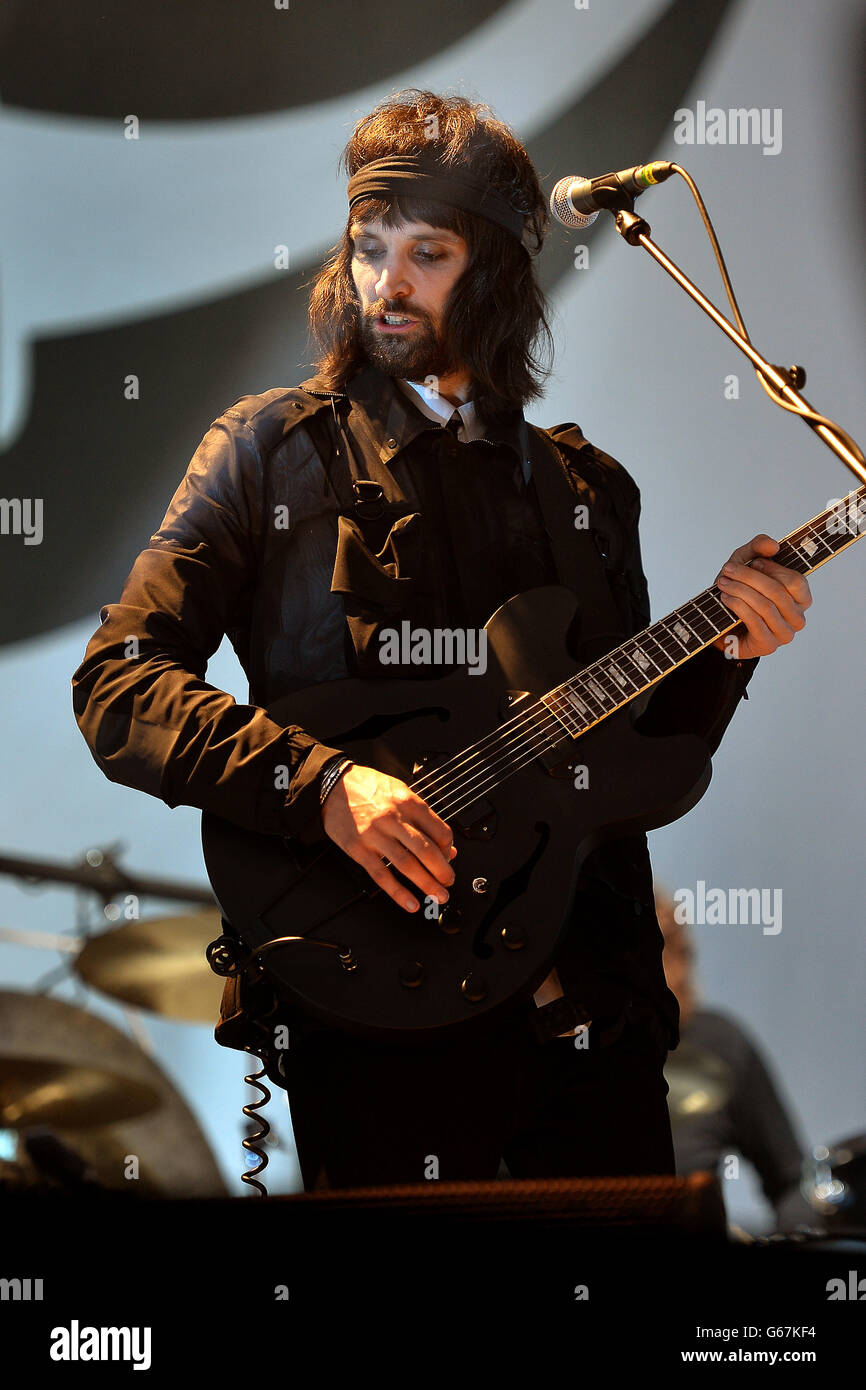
[{"left": 550, "top": 161, "right": 675, "bottom": 229}]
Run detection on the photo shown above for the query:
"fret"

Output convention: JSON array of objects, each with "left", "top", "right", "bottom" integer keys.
[
  {"left": 655, "top": 620, "right": 693, "bottom": 658},
  {"left": 588, "top": 664, "right": 631, "bottom": 704},
  {"left": 793, "top": 535, "right": 822, "bottom": 562},
  {"left": 576, "top": 674, "right": 615, "bottom": 716},
  {"left": 527, "top": 484, "right": 866, "bottom": 768},
  {"left": 818, "top": 518, "right": 839, "bottom": 548},
  {"left": 605, "top": 657, "right": 640, "bottom": 693},
  {"left": 616, "top": 647, "right": 655, "bottom": 685},
  {"left": 545, "top": 687, "right": 596, "bottom": 736},
  {"left": 821, "top": 518, "right": 862, "bottom": 551},
  {"left": 562, "top": 689, "right": 593, "bottom": 721},
  {"left": 825, "top": 494, "right": 866, "bottom": 543},
  {"left": 778, "top": 540, "right": 812, "bottom": 572},
  {"left": 678, "top": 601, "right": 717, "bottom": 643},
  {"left": 672, "top": 614, "right": 703, "bottom": 647},
  {"left": 818, "top": 493, "right": 866, "bottom": 554},
  {"left": 625, "top": 640, "right": 662, "bottom": 677},
  {"left": 542, "top": 691, "right": 580, "bottom": 737},
  {"left": 638, "top": 630, "right": 675, "bottom": 673},
  {"left": 800, "top": 527, "right": 834, "bottom": 560},
  {"left": 695, "top": 587, "right": 736, "bottom": 631}
]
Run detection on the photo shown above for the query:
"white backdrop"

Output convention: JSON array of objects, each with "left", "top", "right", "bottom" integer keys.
[{"left": 1, "top": 0, "right": 863, "bottom": 1225}]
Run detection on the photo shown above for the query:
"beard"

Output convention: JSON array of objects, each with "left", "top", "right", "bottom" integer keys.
[{"left": 357, "top": 300, "right": 459, "bottom": 382}]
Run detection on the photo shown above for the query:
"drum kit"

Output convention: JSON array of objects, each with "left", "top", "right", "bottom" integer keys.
[
  {"left": 664, "top": 1039, "right": 866, "bottom": 1244},
  {"left": 664, "top": 1042, "right": 733, "bottom": 1122},
  {"left": 0, "top": 846, "right": 228, "bottom": 1196}
]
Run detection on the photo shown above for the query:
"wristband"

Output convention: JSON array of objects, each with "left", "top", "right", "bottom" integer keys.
[{"left": 319, "top": 756, "right": 353, "bottom": 807}]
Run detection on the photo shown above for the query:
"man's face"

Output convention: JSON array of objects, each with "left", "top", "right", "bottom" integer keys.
[{"left": 349, "top": 216, "right": 470, "bottom": 381}]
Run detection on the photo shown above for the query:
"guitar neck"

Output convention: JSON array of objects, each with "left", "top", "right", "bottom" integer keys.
[
  {"left": 410, "top": 485, "right": 865, "bottom": 823},
  {"left": 542, "top": 484, "right": 866, "bottom": 741}
]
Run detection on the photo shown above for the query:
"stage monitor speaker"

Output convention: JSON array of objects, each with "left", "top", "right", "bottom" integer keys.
[{"left": 275, "top": 1171, "right": 726, "bottom": 1234}]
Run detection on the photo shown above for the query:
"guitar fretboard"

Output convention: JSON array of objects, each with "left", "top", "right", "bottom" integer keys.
[
  {"left": 411, "top": 485, "right": 865, "bottom": 823},
  {"left": 542, "top": 484, "right": 866, "bottom": 739}
]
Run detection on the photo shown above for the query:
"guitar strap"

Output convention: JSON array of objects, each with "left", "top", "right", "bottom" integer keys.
[
  {"left": 306, "top": 398, "right": 630, "bottom": 658},
  {"left": 523, "top": 423, "right": 628, "bottom": 662}
]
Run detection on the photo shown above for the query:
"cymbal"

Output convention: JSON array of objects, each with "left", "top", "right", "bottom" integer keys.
[
  {"left": 664, "top": 1043, "right": 732, "bottom": 1120},
  {"left": 0, "top": 1058, "right": 158, "bottom": 1129},
  {"left": 74, "top": 910, "right": 226, "bottom": 1022},
  {"left": 0, "top": 991, "right": 226, "bottom": 1195}
]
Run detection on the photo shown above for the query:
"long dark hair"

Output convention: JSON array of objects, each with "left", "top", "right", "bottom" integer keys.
[{"left": 306, "top": 89, "right": 554, "bottom": 423}]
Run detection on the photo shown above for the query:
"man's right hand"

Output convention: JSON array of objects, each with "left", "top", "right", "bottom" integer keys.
[{"left": 321, "top": 764, "right": 457, "bottom": 913}]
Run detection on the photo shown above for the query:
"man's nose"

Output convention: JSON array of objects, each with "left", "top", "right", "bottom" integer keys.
[{"left": 375, "top": 258, "right": 412, "bottom": 300}]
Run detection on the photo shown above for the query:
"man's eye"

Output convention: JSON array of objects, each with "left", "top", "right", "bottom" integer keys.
[{"left": 353, "top": 247, "right": 445, "bottom": 263}]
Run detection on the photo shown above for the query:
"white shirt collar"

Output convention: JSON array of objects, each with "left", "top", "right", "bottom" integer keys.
[
  {"left": 395, "top": 378, "right": 484, "bottom": 442},
  {"left": 394, "top": 376, "right": 532, "bottom": 485}
]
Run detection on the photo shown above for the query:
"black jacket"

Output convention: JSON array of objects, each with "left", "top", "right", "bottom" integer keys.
[{"left": 71, "top": 365, "right": 758, "bottom": 1056}]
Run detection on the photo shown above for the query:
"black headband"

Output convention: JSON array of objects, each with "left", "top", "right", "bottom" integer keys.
[{"left": 346, "top": 153, "right": 527, "bottom": 241}]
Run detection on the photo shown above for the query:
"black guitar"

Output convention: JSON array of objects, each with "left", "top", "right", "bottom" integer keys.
[{"left": 202, "top": 485, "right": 865, "bottom": 1042}]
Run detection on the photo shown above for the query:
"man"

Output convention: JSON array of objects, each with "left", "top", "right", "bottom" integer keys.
[
  {"left": 72, "top": 89, "right": 811, "bottom": 1190},
  {"left": 657, "top": 891, "right": 815, "bottom": 1231}
]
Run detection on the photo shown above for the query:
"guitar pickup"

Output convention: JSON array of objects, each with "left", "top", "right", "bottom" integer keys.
[
  {"left": 454, "top": 796, "right": 497, "bottom": 840},
  {"left": 499, "top": 690, "right": 532, "bottom": 720},
  {"left": 412, "top": 750, "right": 448, "bottom": 776},
  {"left": 537, "top": 747, "right": 581, "bottom": 778},
  {"left": 413, "top": 752, "right": 495, "bottom": 836}
]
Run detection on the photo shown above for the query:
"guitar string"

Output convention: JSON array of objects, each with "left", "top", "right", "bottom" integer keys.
[
  {"left": 408, "top": 585, "right": 732, "bottom": 800},
  {"left": 411, "top": 617, "right": 727, "bottom": 814},
  {"left": 413, "top": 650, "right": 698, "bottom": 823},
  {"left": 400, "top": 512, "right": 861, "bottom": 822},
  {"left": 409, "top": 598, "right": 732, "bottom": 810},
  {"left": 407, "top": 514, "right": 852, "bottom": 812},
  {"left": 430, "top": 638, "right": 718, "bottom": 820},
  {"left": 409, "top": 587, "right": 797, "bottom": 818}
]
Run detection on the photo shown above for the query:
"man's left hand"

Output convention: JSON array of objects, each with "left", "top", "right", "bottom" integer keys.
[{"left": 712, "top": 533, "right": 812, "bottom": 660}]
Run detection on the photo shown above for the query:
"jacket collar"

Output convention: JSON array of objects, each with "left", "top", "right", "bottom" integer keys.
[{"left": 299, "top": 363, "right": 527, "bottom": 469}]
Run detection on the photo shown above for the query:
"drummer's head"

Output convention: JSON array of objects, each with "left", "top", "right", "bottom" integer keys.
[{"left": 655, "top": 888, "right": 696, "bottom": 1030}]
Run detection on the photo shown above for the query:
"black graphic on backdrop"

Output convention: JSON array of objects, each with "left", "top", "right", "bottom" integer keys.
[{"left": 0, "top": 0, "right": 738, "bottom": 646}]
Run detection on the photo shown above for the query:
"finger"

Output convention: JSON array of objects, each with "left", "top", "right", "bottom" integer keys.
[
  {"left": 717, "top": 587, "right": 792, "bottom": 650},
  {"left": 388, "top": 788, "right": 456, "bottom": 874},
  {"left": 720, "top": 534, "right": 779, "bottom": 573},
  {"left": 402, "top": 792, "right": 456, "bottom": 855},
  {"left": 352, "top": 845, "right": 422, "bottom": 913},
  {"left": 730, "top": 555, "right": 810, "bottom": 609},
  {"left": 749, "top": 558, "right": 813, "bottom": 609},
  {"left": 392, "top": 819, "right": 456, "bottom": 887},
  {"left": 377, "top": 837, "right": 452, "bottom": 905},
  {"left": 718, "top": 568, "right": 806, "bottom": 635},
  {"left": 717, "top": 567, "right": 806, "bottom": 628}
]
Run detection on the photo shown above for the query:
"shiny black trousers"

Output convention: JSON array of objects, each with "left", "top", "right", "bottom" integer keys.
[{"left": 281, "top": 1004, "right": 675, "bottom": 1190}]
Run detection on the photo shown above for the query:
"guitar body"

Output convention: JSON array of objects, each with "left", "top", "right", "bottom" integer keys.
[{"left": 202, "top": 586, "right": 712, "bottom": 1043}]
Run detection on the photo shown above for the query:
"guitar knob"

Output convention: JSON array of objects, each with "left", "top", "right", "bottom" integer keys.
[
  {"left": 399, "top": 961, "right": 425, "bottom": 989},
  {"left": 500, "top": 923, "right": 527, "bottom": 950},
  {"left": 460, "top": 973, "right": 488, "bottom": 1002},
  {"left": 437, "top": 902, "right": 463, "bottom": 934}
]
